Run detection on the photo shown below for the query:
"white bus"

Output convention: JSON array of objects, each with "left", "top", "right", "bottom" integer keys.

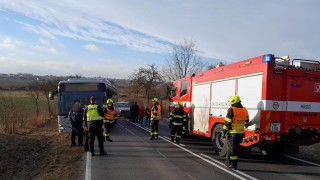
[{"left": 57, "top": 79, "right": 116, "bottom": 133}]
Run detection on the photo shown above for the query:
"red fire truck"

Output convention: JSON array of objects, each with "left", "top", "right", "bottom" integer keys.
[{"left": 167, "top": 54, "right": 320, "bottom": 155}]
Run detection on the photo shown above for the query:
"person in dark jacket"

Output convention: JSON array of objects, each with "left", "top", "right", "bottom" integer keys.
[
  {"left": 144, "top": 106, "right": 151, "bottom": 127},
  {"left": 68, "top": 102, "right": 84, "bottom": 146},
  {"left": 130, "top": 102, "right": 139, "bottom": 123},
  {"left": 83, "top": 96, "right": 106, "bottom": 156},
  {"left": 169, "top": 101, "right": 187, "bottom": 143}
]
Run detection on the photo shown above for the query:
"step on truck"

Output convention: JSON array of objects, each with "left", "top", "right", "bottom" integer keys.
[{"left": 167, "top": 54, "right": 320, "bottom": 155}]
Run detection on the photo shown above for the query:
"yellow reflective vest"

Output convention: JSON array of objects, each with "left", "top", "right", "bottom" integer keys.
[{"left": 86, "top": 104, "right": 101, "bottom": 122}]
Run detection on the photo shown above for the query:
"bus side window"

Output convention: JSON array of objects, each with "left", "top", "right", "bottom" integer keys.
[{"left": 180, "top": 80, "right": 188, "bottom": 97}]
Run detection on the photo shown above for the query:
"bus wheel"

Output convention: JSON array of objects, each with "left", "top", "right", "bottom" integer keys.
[{"left": 212, "top": 124, "right": 224, "bottom": 154}]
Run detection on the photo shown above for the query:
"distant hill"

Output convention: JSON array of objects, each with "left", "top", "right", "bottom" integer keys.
[{"left": 0, "top": 73, "right": 129, "bottom": 90}]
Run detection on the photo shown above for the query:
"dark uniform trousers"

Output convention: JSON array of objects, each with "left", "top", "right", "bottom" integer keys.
[
  {"left": 171, "top": 125, "right": 183, "bottom": 142},
  {"left": 88, "top": 121, "right": 105, "bottom": 154},
  {"left": 226, "top": 134, "right": 244, "bottom": 167},
  {"left": 150, "top": 120, "right": 159, "bottom": 138},
  {"left": 104, "top": 122, "right": 113, "bottom": 139}
]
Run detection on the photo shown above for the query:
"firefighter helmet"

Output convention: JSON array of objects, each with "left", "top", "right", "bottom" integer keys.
[
  {"left": 106, "top": 99, "right": 113, "bottom": 104},
  {"left": 178, "top": 100, "right": 183, "bottom": 106},
  {"left": 229, "top": 95, "right": 241, "bottom": 105},
  {"left": 152, "top": 97, "right": 158, "bottom": 102}
]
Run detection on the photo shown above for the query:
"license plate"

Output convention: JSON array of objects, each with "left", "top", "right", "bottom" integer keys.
[{"left": 270, "top": 123, "right": 281, "bottom": 132}]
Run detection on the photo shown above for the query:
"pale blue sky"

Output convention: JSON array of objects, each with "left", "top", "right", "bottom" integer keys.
[{"left": 0, "top": 0, "right": 319, "bottom": 78}]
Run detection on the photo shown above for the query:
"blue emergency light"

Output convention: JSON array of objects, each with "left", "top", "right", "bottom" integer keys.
[{"left": 263, "top": 54, "right": 273, "bottom": 63}]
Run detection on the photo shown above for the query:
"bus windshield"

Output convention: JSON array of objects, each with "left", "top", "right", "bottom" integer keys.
[{"left": 58, "top": 91, "right": 106, "bottom": 115}]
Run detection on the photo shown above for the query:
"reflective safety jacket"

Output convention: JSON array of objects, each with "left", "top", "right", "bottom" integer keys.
[
  {"left": 104, "top": 106, "right": 117, "bottom": 123},
  {"left": 151, "top": 104, "right": 161, "bottom": 121},
  {"left": 86, "top": 104, "right": 101, "bottom": 122},
  {"left": 223, "top": 104, "right": 249, "bottom": 134},
  {"left": 169, "top": 107, "right": 187, "bottom": 126}
]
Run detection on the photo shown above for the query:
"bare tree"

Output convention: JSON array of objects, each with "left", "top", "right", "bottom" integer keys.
[
  {"left": 40, "top": 80, "right": 59, "bottom": 116},
  {"left": 27, "top": 81, "right": 42, "bottom": 118},
  {"left": 163, "top": 39, "right": 207, "bottom": 81},
  {"left": 129, "top": 64, "right": 163, "bottom": 102}
]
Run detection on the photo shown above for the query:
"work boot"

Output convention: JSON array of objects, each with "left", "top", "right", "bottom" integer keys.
[
  {"left": 224, "top": 157, "right": 231, "bottom": 169},
  {"left": 100, "top": 152, "right": 107, "bottom": 156},
  {"left": 232, "top": 161, "right": 237, "bottom": 170},
  {"left": 84, "top": 146, "right": 89, "bottom": 152},
  {"left": 106, "top": 137, "right": 113, "bottom": 142},
  {"left": 155, "top": 135, "right": 159, "bottom": 140},
  {"left": 149, "top": 136, "right": 155, "bottom": 140}
]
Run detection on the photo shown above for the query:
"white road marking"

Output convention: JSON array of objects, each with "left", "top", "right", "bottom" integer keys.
[
  {"left": 130, "top": 122, "right": 249, "bottom": 180},
  {"left": 85, "top": 152, "right": 91, "bottom": 180},
  {"left": 284, "top": 154, "right": 320, "bottom": 167},
  {"left": 200, "top": 153, "right": 258, "bottom": 180}
]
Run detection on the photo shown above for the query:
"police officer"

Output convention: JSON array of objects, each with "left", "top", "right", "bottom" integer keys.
[
  {"left": 149, "top": 97, "right": 160, "bottom": 140},
  {"left": 83, "top": 96, "right": 106, "bottom": 156},
  {"left": 103, "top": 99, "right": 117, "bottom": 142},
  {"left": 169, "top": 100, "right": 187, "bottom": 143},
  {"left": 221, "top": 95, "right": 249, "bottom": 169}
]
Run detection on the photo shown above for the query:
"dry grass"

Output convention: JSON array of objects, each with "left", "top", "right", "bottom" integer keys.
[{"left": 0, "top": 91, "right": 56, "bottom": 134}]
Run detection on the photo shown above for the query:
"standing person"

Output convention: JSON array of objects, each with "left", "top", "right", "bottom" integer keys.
[
  {"left": 103, "top": 99, "right": 117, "bottom": 142},
  {"left": 144, "top": 106, "right": 151, "bottom": 127},
  {"left": 83, "top": 96, "right": 106, "bottom": 156},
  {"left": 149, "top": 98, "right": 161, "bottom": 140},
  {"left": 129, "top": 102, "right": 135, "bottom": 122},
  {"left": 68, "top": 102, "right": 84, "bottom": 146},
  {"left": 169, "top": 100, "right": 187, "bottom": 143},
  {"left": 133, "top": 102, "right": 139, "bottom": 123},
  {"left": 138, "top": 104, "right": 144, "bottom": 125},
  {"left": 221, "top": 95, "right": 249, "bottom": 169}
]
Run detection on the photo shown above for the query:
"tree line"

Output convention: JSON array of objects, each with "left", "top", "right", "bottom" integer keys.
[{"left": 129, "top": 39, "right": 222, "bottom": 102}]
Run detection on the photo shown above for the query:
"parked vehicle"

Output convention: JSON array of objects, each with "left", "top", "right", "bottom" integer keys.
[
  {"left": 167, "top": 54, "right": 320, "bottom": 155},
  {"left": 114, "top": 102, "right": 130, "bottom": 117}
]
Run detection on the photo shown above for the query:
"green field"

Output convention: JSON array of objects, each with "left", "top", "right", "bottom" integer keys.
[
  {"left": 0, "top": 77, "right": 34, "bottom": 90},
  {"left": 0, "top": 90, "right": 57, "bottom": 115}
]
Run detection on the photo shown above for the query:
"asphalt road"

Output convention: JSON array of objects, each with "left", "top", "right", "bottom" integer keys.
[{"left": 84, "top": 119, "right": 320, "bottom": 180}]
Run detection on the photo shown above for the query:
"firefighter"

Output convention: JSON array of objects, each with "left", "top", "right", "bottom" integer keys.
[
  {"left": 169, "top": 100, "right": 187, "bottom": 143},
  {"left": 149, "top": 97, "right": 161, "bottom": 140},
  {"left": 221, "top": 95, "right": 249, "bottom": 169},
  {"left": 103, "top": 99, "right": 117, "bottom": 142},
  {"left": 83, "top": 96, "right": 106, "bottom": 156}
]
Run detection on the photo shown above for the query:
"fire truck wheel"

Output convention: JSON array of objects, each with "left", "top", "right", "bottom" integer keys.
[
  {"left": 212, "top": 124, "right": 224, "bottom": 154},
  {"left": 261, "top": 143, "right": 284, "bottom": 156}
]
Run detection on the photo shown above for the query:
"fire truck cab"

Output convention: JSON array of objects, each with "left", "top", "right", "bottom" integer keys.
[{"left": 168, "top": 54, "right": 320, "bottom": 155}]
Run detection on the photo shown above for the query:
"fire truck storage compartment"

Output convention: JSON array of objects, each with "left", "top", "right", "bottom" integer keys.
[
  {"left": 191, "top": 83, "right": 210, "bottom": 133},
  {"left": 209, "top": 74, "right": 263, "bottom": 130}
]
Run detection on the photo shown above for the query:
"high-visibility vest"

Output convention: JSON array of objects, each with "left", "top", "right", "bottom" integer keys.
[
  {"left": 229, "top": 107, "right": 249, "bottom": 134},
  {"left": 104, "top": 107, "right": 117, "bottom": 123},
  {"left": 151, "top": 105, "right": 161, "bottom": 120},
  {"left": 87, "top": 104, "right": 101, "bottom": 122}
]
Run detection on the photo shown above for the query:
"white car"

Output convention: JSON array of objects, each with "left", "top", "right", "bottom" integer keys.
[{"left": 114, "top": 102, "right": 130, "bottom": 117}]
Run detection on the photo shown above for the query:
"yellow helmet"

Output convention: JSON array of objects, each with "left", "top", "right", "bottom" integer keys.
[
  {"left": 177, "top": 100, "right": 183, "bottom": 106},
  {"left": 152, "top": 97, "right": 158, "bottom": 102},
  {"left": 229, "top": 95, "right": 241, "bottom": 105},
  {"left": 106, "top": 99, "right": 113, "bottom": 104}
]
